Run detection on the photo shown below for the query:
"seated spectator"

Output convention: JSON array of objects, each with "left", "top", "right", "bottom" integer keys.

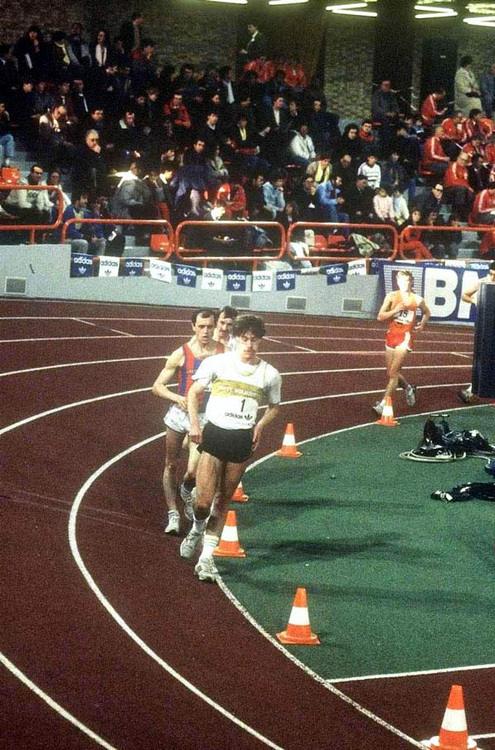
[
  {"left": 67, "top": 23, "right": 92, "bottom": 72},
  {"left": 315, "top": 176, "right": 348, "bottom": 225},
  {"left": 46, "top": 168, "right": 71, "bottom": 216},
  {"left": 257, "top": 94, "right": 290, "bottom": 167},
  {"left": 207, "top": 143, "right": 229, "bottom": 195},
  {"left": 357, "top": 153, "right": 381, "bottom": 190},
  {"left": 445, "top": 212, "right": 463, "bottom": 259},
  {"left": 114, "top": 108, "right": 143, "bottom": 166},
  {"left": 230, "top": 113, "right": 263, "bottom": 174},
  {"left": 11, "top": 79, "right": 37, "bottom": 147},
  {"left": 338, "top": 123, "right": 363, "bottom": 163},
  {"left": 392, "top": 187, "right": 409, "bottom": 226},
  {"left": 345, "top": 175, "right": 375, "bottom": 224},
  {"left": 420, "top": 88, "right": 447, "bottom": 129},
  {"left": 401, "top": 207, "right": 433, "bottom": 260},
  {"left": 0, "top": 44, "right": 19, "bottom": 101},
  {"left": 72, "top": 128, "right": 108, "bottom": 197},
  {"left": 464, "top": 107, "right": 493, "bottom": 142},
  {"left": 292, "top": 174, "right": 319, "bottom": 222},
  {"left": 216, "top": 180, "right": 248, "bottom": 220},
  {"left": 131, "top": 38, "right": 157, "bottom": 92},
  {"left": 245, "top": 171, "right": 265, "bottom": 220},
  {"left": 358, "top": 120, "right": 375, "bottom": 155},
  {"left": 287, "top": 98, "right": 302, "bottom": 132},
  {"left": 381, "top": 150, "right": 415, "bottom": 204},
  {"left": 262, "top": 169, "right": 286, "bottom": 219},
  {"left": 38, "top": 104, "right": 75, "bottom": 169},
  {"left": 333, "top": 153, "right": 356, "bottom": 194},
  {"left": 49, "top": 31, "right": 79, "bottom": 81},
  {"left": 469, "top": 153, "right": 490, "bottom": 192},
  {"left": 470, "top": 182, "right": 495, "bottom": 225},
  {"left": 306, "top": 155, "right": 331, "bottom": 185},
  {"left": 441, "top": 111, "right": 466, "bottom": 159},
  {"left": 5, "top": 163, "right": 52, "bottom": 223},
  {"left": 163, "top": 91, "right": 191, "bottom": 144},
  {"left": 89, "top": 28, "right": 111, "bottom": 76},
  {"left": 443, "top": 153, "right": 474, "bottom": 222},
  {"left": 420, "top": 125, "right": 450, "bottom": 177},
  {"left": 0, "top": 99, "right": 15, "bottom": 167},
  {"left": 421, "top": 210, "right": 447, "bottom": 258},
  {"left": 418, "top": 182, "right": 445, "bottom": 219},
  {"left": 197, "top": 110, "right": 222, "bottom": 157},
  {"left": 59, "top": 191, "right": 107, "bottom": 255},
  {"left": 373, "top": 187, "right": 394, "bottom": 223},
  {"left": 307, "top": 98, "right": 340, "bottom": 154},
  {"left": 33, "top": 80, "right": 54, "bottom": 119},
  {"left": 288, "top": 122, "right": 316, "bottom": 169}
]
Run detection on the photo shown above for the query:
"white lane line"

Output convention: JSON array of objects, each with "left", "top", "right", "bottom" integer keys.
[
  {"left": 329, "top": 661, "right": 495, "bottom": 683},
  {"left": 68, "top": 436, "right": 284, "bottom": 750},
  {"left": 0, "top": 356, "right": 167, "bottom": 379},
  {"left": 450, "top": 351, "right": 472, "bottom": 359},
  {"left": 0, "top": 335, "right": 184, "bottom": 344},
  {"left": 266, "top": 336, "right": 317, "bottom": 354},
  {"left": 72, "top": 318, "right": 136, "bottom": 337},
  {"left": 471, "top": 734, "right": 495, "bottom": 739},
  {"left": 0, "top": 652, "right": 117, "bottom": 749}
]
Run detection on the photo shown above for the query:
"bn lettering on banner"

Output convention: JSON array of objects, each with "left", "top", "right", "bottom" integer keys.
[
  {"left": 379, "top": 260, "right": 492, "bottom": 323},
  {"left": 201, "top": 268, "right": 224, "bottom": 291},
  {"left": 176, "top": 265, "right": 197, "bottom": 288},
  {"left": 98, "top": 256, "right": 120, "bottom": 278},
  {"left": 324, "top": 263, "right": 347, "bottom": 285},
  {"left": 149, "top": 259, "right": 172, "bottom": 283},
  {"left": 276, "top": 270, "right": 296, "bottom": 291},
  {"left": 252, "top": 270, "right": 273, "bottom": 292},
  {"left": 226, "top": 270, "right": 247, "bottom": 292},
  {"left": 70, "top": 253, "right": 94, "bottom": 278}
]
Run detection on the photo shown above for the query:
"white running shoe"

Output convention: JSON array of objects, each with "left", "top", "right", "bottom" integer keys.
[
  {"left": 194, "top": 557, "right": 218, "bottom": 583},
  {"left": 165, "top": 512, "right": 180, "bottom": 535},
  {"left": 405, "top": 385, "right": 417, "bottom": 407},
  {"left": 459, "top": 388, "right": 473, "bottom": 404},
  {"left": 180, "top": 528, "right": 203, "bottom": 558},
  {"left": 180, "top": 483, "right": 194, "bottom": 521},
  {"left": 372, "top": 401, "right": 383, "bottom": 416}
]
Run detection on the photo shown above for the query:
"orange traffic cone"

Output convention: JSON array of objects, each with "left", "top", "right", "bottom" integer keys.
[
  {"left": 422, "top": 685, "right": 478, "bottom": 749},
  {"left": 375, "top": 396, "right": 399, "bottom": 427},
  {"left": 231, "top": 481, "right": 249, "bottom": 503},
  {"left": 213, "top": 510, "right": 246, "bottom": 558},
  {"left": 277, "top": 587, "right": 320, "bottom": 646},
  {"left": 276, "top": 423, "right": 302, "bottom": 458}
]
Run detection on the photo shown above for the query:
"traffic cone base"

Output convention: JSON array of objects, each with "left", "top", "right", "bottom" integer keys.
[
  {"left": 231, "top": 481, "right": 249, "bottom": 503},
  {"left": 213, "top": 510, "right": 246, "bottom": 558},
  {"left": 276, "top": 423, "right": 302, "bottom": 458},
  {"left": 422, "top": 684, "right": 477, "bottom": 750},
  {"left": 276, "top": 587, "right": 320, "bottom": 646},
  {"left": 376, "top": 396, "right": 399, "bottom": 427}
]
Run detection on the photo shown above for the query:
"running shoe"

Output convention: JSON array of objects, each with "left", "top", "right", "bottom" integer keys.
[
  {"left": 405, "top": 385, "right": 417, "bottom": 407},
  {"left": 180, "top": 483, "right": 195, "bottom": 521},
  {"left": 372, "top": 401, "right": 383, "bottom": 416},
  {"left": 165, "top": 511, "right": 180, "bottom": 535},
  {"left": 458, "top": 388, "right": 473, "bottom": 404},
  {"left": 194, "top": 557, "right": 218, "bottom": 583},
  {"left": 180, "top": 528, "right": 203, "bottom": 558}
]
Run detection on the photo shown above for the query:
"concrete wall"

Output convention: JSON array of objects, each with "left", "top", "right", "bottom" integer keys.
[{"left": 0, "top": 244, "right": 381, "bottom": 318}]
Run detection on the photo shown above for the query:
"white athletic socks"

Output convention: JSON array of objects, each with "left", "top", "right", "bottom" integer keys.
[{"left": 199, "top": 533, "right": 219, "bottom": 561}]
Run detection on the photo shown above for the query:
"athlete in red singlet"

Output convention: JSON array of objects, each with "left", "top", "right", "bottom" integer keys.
[
  {"left": 373, "top": 270, "right": 430, "bottom": 415},
  {"left": 152, "top": 309, "right": 224, "bottom": 534}
]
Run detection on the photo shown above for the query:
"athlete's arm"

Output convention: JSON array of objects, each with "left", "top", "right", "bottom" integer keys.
[
  {"left": 253, "top": 402, "right": 280, "bottom": 451},
  {"left": 415, "top": 298, "right": 431, "bottom": 331},
  {"left": 462, "top": 281, "right": 479, "bottom": 305},
  {"left": 187, "top": 381, "right": 207, "bottom": 444},
  {"left": 377, "top": 293, "right": 404, "bottom": 322},
  {"left": 151, "top": 348, "right": 187, "bottom": 409}
]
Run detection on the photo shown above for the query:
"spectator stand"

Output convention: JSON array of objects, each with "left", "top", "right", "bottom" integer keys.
[{"left": 0, "top": 183, "right": 64, "bottom": 244}]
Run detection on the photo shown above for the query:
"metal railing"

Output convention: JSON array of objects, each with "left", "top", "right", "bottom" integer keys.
[
  {"left": 61, "top": 218, "right": 174, "bottom": 260},
  {"left": 287, "top": 221, "right": 400, "bottom": 263},
  {"left": 0, "top": 184, "right": 64, "bottom": 244}
]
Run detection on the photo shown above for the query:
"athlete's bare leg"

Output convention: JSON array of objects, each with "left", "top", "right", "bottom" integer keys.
[
  {"left": 163, "top": 428, "right": 185, "bottom": 513},
  {"left": 384, "top": 348, "right": 409, "bottom": 399}
]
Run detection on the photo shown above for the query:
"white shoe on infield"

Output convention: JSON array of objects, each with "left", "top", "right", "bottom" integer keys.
[
  {"left": 406, "top": 385, "right": 417, "bottom": 407},
  {"left": 180, "top": 528, "right": 203, "bottom": 558},
  {"left": 459, "top": 388, "right": 473, "bottom": 404},
  {"left": 194, "top": 557, "right": 218, "bottom": 583},
  {"left": 180, "top": 483, "right": 195, "bottom": 520},
  {"left": 165, "top": 512, "right": 180, "bottom": 535}
]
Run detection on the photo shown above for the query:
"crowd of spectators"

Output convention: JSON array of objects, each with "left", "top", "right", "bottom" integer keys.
[{"left": 1, "top": 18, "right": 495, "bottom": 261}]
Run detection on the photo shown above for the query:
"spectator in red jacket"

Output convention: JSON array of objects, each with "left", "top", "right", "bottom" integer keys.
[
  {"left": 443, "top": 153, "right": 474, "bottom": 221},
  {"left": 421, "top": 89, "right": 447, "bottom": 129},
  {"left": 471, "top": 183, "right": 495, "bottom": 225},
  {"left": 420, "top": 125, "right": 450, "bottom": 177}
]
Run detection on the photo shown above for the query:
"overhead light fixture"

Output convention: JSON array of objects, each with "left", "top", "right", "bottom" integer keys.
[
  {"left": 206, "top": 0, "right": 248, "bottom": 4},
  {"left": 414, "top": 5, "right": 457, "bottom": 18},
  {"left": 269, "top": 0, "right": 308, "bottom": 5},
  {"left": 463, "top": 14, "right": 495, "bottom": 24},
  {"left": 326, "top": 2, "right": 377, "bottom": 15}
]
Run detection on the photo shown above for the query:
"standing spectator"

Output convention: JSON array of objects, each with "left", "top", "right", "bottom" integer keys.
[
  {"left": 307, "top": 98, "right": 340, "bottom": 154},
  {"left": 14, "top": 26, "right": 47, "bottom": 80},
  {"left": 120, "top": 11, "right": 145, "bottom": 60},
  {"left": 258, "top": 94, "right": 289, "bottom": 167},
  {"left": 239, "top": 23, "right": 268, "bottom": 62},
  {"left": 0, "top": 44, "right": 19, "bottom": 100},
  {"left": 454, "top": 55, "right": 482, "bottom": 116},
  {"left": 67, "top": 23, "right": 91, "bottom": 73},
  {"left": 0, "top": 99, "right": 15, "bottom": 167}
]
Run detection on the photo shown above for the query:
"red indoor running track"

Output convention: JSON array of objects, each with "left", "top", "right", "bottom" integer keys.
[{"left": 1, "top": 298, "right": 494, "bottom": 750}]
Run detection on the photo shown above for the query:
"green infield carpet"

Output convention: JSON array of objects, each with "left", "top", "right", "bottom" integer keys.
[{"left": 218, "top": 406, "right": 495, "bottom": 681}]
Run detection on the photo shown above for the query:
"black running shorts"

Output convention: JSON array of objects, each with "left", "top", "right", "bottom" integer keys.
[{"left": 200, "top": 422, "right": 254, "bottom": 463}]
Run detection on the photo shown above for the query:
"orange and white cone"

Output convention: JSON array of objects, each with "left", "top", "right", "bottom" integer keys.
[
  {"left": 422, "top": 685, "right": 478, "bottom": 749},
  {"left": 231, "top": 481, "right": 249, "bottom": 503},
  {"left": 375, "top": 396, "right": 399, "bottom": 427},
  {"left": 276, "top": 423, "right": 302, "bottom": 458},
  {"left": 213, "top": 510, "right": 246, "bottom": 558},
  {"left": 276, "top": 587, "right": 320, "bottom": 645}
]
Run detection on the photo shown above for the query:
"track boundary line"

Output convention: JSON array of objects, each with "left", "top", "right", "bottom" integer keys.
[{"left": 68, "top": 435, "right": 285, "bottom": 750}]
